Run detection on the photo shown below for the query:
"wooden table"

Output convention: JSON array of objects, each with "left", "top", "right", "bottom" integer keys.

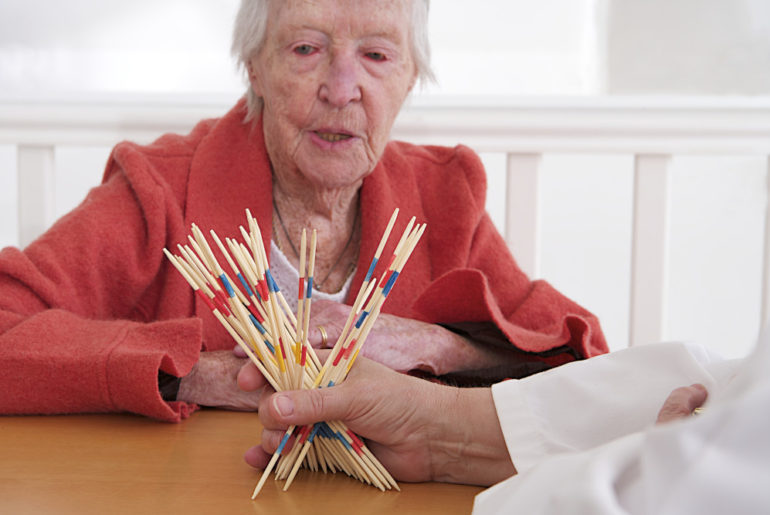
[{"left": 0, "top": 410, "right": 483, "bottom": 514}]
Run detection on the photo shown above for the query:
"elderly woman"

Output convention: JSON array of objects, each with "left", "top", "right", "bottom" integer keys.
[{"left": 0, "top": 0, "right": 606, "bottom": 422}]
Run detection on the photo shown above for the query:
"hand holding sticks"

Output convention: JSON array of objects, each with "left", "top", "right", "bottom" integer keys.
[{"left": 163, "top": 208, "right": 424, "bottom": 498}]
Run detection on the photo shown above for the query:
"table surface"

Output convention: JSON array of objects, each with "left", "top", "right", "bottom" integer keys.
[{"left": 0, "top": 410, "right": 483, "bottom": 515}]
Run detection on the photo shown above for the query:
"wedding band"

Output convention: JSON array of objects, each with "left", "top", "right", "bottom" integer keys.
[{"left": 318, "top": 326, "right": 328, "bottom": 348}]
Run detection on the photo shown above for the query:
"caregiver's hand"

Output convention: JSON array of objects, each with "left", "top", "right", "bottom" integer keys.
[
  {"left": 655, "top": 383, "right": 708, "bottom": 424},
  {"left": 239, "top": 355, "right": 516, "bottom": 486}
]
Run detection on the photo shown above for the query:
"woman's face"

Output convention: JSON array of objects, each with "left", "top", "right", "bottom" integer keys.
[{"left": 248, "top": 0, "right": 417, "bottom": 190}]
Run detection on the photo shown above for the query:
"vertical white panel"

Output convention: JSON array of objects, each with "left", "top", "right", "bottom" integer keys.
[
  {"left": 54, "top": 145, "right": 112, "bottom": 218},
  {"left": 667, "top": 155, "right": 764, "bottom": 358},
  {"left": 0, "top": 145, "right": 19, "bottom": 248},
  {"left": 17, "top": 145, "right": 56, "bottom": 248},
  {"left": 539, "top": 153, "right": 634, "bottom": 351},
  {"left": 630, "top": 154, "right": 670, "bottom": 346},
  {"left": 760, "top": 157, "right": 770, "bottom": 333},
  {"left": 478, "top": 152, "right": 507, "bottom": 235},
  {"left": 506, "top": 153, "right": 541, "bottom": 278}
]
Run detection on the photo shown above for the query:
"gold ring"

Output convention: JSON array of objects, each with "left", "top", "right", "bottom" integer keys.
[{"left": 318, "top": 326, "right": 328, "bottom": 349}]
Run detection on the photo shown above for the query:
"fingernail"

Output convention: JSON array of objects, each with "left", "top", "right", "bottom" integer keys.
[{"left": 273, "top": 394, "right": 294, "bottom": 417}]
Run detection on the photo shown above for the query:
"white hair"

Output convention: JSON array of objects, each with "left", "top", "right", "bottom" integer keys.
[{"left": 231, "top": 0, "right": 435, "bottom": 121}]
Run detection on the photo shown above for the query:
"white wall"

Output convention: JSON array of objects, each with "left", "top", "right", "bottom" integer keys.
[
  {"left": 0, "top": 0, "right": 602, "bottom": 98},
  {"left": 607, "top": 0, "right": 770, "bottom": 94},
  {"left": 4, "top": 1, "right": 770, "bottom": 97},
  {"left": 0, "top": 0, "right": 243, "bottom": 97},
  {"left": 426, "top": 0, "right": 602, "bottom": 96}
]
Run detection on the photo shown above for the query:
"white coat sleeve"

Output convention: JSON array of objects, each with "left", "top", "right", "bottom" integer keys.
[
  {"left": 490, "top": 342, "right": 737, "bottom": 474},
  {"left": 473, "top": 339, "right": 768, "bottom": 514}
]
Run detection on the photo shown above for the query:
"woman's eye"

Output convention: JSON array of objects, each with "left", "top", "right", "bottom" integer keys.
[
  {"left": 294, "top": 44, "right": 315, "bottom": 55},
  {"left": 365, "top": 51, "right": 386, "bottom": 61}
]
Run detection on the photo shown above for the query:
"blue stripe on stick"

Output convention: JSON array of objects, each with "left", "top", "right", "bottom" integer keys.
[
  {"left": 265, "top": 270, "right": 279, "bottom": 292},
  {"left": 383, "top": 271, "right": 400, "bottom": 296},
  {"left": 248, "top": 314, "right": 266, "bottom": 334},
  {"left": 355, "top": 311, "right": 369, "bottom": 328},
  {"left": 276, "top": 432, "right": 291, "bottom": 454},
  {"left": 364, "top": 258, "right": 378, "bottom": 282},
  {"left": 306, "top": 277, "right": 314, "bottom": 298},
  {"left": 236, "top": 273, "right": 254, "bottom": 297},
  {"left": 219, "top": 274, "right": 236, "bottom": 297},
  {"left": 336, "top": 432, "right": 353, "bottom": 451},
  {"left": 307, "top": 423, "right": 321, "bottom": 443},
  {"left": 320, "top": 423, "right": 334, "bottom": 439}
]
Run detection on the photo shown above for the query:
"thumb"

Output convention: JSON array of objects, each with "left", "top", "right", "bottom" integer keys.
[{"left": 269, "top": 387, "right": 350, "bottom": 426}]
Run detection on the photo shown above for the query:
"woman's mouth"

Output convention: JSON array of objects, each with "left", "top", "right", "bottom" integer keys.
[{"left": 315, "top": 131, "right": 353, "bottom": 143}]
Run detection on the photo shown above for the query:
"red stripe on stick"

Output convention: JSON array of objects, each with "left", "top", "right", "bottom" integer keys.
[
  {"left": 246, "top": 302, "right": 262, "bottom": 322},
  {"left": 343, "top": 339, "right": 357, "bottom": 359},
  {"left": 214, "top": 288, "right": 229, "bottom": 307},
  {"left": 347, "top": 430, "right": 364, "bottom": 455},
  {"left": 217, "top": 277, "right": 229, "bottom": 296},
  {"left": 385, "top": 254, "right": 396, "bottom": 272},
  {"left": 213, "top": 296, "right": 231, "bottom": 316},
  {"left": 298, "top": 425, "right": 312, "bottom": 444},
  {"left": 258, "top": 279, "right": 269, "bottom": 300},
  {"left": 195, "top": 289, "right": 216, "bottom": 312},
  {"left": 333, "top": 348, "right": 345, "bottom": 367}
]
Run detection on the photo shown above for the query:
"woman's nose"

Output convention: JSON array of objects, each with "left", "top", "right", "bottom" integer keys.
[{"left": 319, "top": 51, "right": 362, "bottom": 107}]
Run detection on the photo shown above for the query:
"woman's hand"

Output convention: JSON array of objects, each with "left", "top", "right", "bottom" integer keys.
[
  {"left": 176, "top": 350, "right": 264, "bottom": 410},
  {"left": 239, "top": 355, "right": 516, "bottom": 486},
  {"left": 306, "top": 299, "right": 514, "bottom": 377}
]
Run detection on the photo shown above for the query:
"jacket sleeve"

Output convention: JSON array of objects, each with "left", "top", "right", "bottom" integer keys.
[
  {"left": 412, "top": 145, "right": 608, "bottom": 364},
  {"left": 0, "top": 144, "right": 202, "bottom": 421}
]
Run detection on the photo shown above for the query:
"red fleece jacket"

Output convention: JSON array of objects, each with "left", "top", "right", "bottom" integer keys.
[{"left": 0, "top": 100, "right": 607, "bottom": 421}]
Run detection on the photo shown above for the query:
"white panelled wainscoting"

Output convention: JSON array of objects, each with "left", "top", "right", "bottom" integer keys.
[{"left": 1, "top": 94, "right": 769, "bottom": 357}]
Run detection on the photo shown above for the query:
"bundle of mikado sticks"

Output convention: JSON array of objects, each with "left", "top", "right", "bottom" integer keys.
[{"left": 163, "top": 208, "right": 425, "bottom": 498}]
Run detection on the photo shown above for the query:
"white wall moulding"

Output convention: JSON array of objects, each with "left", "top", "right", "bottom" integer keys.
[
  {"left": 394, "top": 97, "right": 770, "bottom": 155},
  {"left": 2, "top": 95, "right": 770, "bottom": 154}
]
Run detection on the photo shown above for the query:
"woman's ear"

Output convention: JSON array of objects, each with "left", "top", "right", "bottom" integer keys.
[{"left": 247, "top": 58, "right": 264, "bottom": 97}]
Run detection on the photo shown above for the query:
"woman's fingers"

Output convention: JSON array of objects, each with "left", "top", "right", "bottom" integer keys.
[
  {"left": 178, "top": 350, "right": 263, "bottom": 410},
  {"left": 307, "top": 299, "right": 347, "bottom": 347},
  {"left": 244, "top": 445, "right": 272, "bottom": 469},
  {"left": 259, "top": 428, "right": 296, "bottom": 454},
  {"left": 237, "top": 361, "right": 269, "bottom": 392}
]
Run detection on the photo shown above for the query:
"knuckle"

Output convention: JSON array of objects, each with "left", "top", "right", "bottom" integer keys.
[
  {"left": 258, "top": 397, "right": 279, "bottom": 428},
  {"left": 308, "top": 390, "right": 327, "bottom": 417}
]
